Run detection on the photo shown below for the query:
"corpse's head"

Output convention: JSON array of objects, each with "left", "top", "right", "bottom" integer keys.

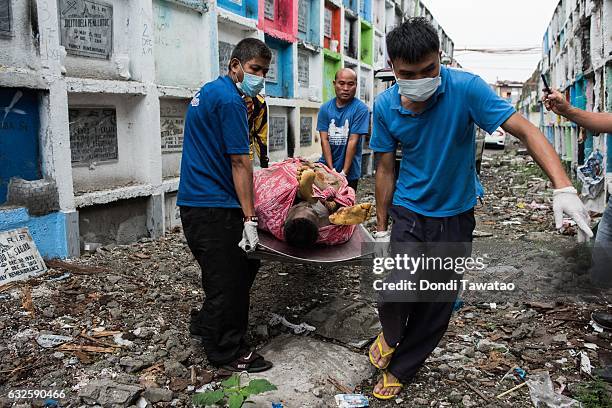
[
  {"left": 228, "top": 38, "right": 272, "bottom": 94},
  {"left": 284, "top": 204, "right": 319, "bottom": 248},
  {"left": 386, "top": 17, "right": 441, "bottom": 80}
]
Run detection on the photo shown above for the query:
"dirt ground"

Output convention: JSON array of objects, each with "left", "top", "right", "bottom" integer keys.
[{"left": 1, "top": 147, "right": 611, "bottom": 407}]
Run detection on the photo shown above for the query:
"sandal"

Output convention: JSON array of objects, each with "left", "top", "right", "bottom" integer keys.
[
  {"left": 369, "top": 333, "right": 395, "bottom": 369},
  {"left": 372, "top": 371, "right": 403, "bottom": 400},
  {"left": 220, "top": 351, "right": 273, "bottom": 373}
]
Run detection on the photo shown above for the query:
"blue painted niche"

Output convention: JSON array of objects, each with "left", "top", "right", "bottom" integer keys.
[
  {"left": 218, "top": 0, "right": 258, "bottom": 19},
  {"left": 0, "top": 88, "right": 41, "bottom": 204},
  {"left": 264, "top": 35, "right": 294, "bottom": 98}
]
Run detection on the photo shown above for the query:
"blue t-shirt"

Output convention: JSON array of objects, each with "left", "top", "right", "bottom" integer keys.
[
  {"left": 370, "top": 66, "right": 515, "bottom": 217},
  {"left": 177, "top": 76, "right": 250, "bottom": 208},
  {"left": 317, "top": 98, "right": 370, "bottom": 181}
]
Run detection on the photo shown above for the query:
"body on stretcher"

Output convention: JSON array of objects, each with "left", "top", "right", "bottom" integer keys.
[{"left": 248, "top": 225, "right": 375, "bottom": 266}]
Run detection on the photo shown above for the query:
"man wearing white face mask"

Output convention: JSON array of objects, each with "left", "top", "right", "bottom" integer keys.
[
  {"left": 178, "top": 38, "right": 274, "bottom": 373},
  {"left": 367, "top": 18, "right": 592, "bottom": 400}
]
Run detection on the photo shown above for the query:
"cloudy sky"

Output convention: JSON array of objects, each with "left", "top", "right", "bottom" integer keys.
[{"left": 422, "top": 0, "right": 560, "bottom": 84}]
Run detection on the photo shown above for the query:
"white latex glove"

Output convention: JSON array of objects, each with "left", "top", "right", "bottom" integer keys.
[
  {"left": 339, "top": 170, "right": 347, "bottom": 178},
  {"left": 552, "top": 186, "right": 593, "bottom": 243},
  {"left": 373, "top": 230, "right": 391, "bottom": 258},
  {"left": 238, "top": 221, "right": 259, "bottom": 253}
]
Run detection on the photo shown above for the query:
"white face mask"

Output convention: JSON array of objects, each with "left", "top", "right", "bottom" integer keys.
[{"left": 392, "top": 65, "right": 441, "bottom": 102}]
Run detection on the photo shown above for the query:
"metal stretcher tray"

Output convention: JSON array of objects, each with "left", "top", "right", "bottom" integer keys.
[{"left": 249, "top": 225, "right": 375, "bottom": 266}]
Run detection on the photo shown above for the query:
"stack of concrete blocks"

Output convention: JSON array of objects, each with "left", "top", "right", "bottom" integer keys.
[
  {"left": 0, "top": 0, "right": 454, "bottom": 258},
  {"left": 539, "top": 0, "right": 612, "bottom": 213}
]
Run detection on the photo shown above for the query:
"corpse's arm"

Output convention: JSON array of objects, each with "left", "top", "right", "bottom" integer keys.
[{"left": 230, "top": 154, "right": 256, "bottom": 217}]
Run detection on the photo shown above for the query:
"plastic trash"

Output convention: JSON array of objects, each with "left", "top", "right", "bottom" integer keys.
[
  {"left": 334, "top": 394, "right": 369, "bottom": 407},
  {"left": 452, "top": 298, "right": 464, "bottom": 312},
  {"left": 514, "top": 367, "right": 527, "bottom": 380},
  {"left": 48, "top": 272, "right": 71, "bottom": 282},
  {"left": 36, "top": 334, "right": 74, "bottom": 348},
  {"left": 43, "top": 400, "right": 60, "bottom": 408},
  {"left": 272, "top": 403, "right": 283, "bottom": 408},
  {"left": 526, "top": 371, "right": 580, "bottom": 407}
]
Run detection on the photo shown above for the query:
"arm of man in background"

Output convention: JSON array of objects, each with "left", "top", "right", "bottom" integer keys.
[
  {"left": 375, "top": 152, "right": 396, "bottom": 232},
  {"left": 543, "top": 89, "right": 612, "bottom": 134},
  {"left": 501, "top": 113, "right": 593, "bottom": 242},
  {"left": 341, "top": 134, "right": 361, "bottom": 175},
  {"left": 320, "top": 131, "right": 334, "bottom": 169}
]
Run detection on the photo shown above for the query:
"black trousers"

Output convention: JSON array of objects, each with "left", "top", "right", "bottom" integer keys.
[
  {"left": 379, "top": 204, "right": 475, "bottom": 383},
  {"left": 180, "top": 206, "right": 260, "bottom": 365},
  {"left": 348, "top": 178, "right": 359, "bottom": 192}
]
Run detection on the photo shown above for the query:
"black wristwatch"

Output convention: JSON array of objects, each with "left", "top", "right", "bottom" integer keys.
[{"left": 243, "top": 215, "right": 259, "bottom": 223}]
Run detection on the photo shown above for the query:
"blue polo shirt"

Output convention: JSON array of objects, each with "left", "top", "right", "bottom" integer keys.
[
  {"left": 177, "top": 76, "right": 249, "bottom": 208},
  {"left": 370, "top": 66, "right": 515, "bottom": 217},
  {"left": 317, "top": 98, "right": 370, "bottom": 181}
]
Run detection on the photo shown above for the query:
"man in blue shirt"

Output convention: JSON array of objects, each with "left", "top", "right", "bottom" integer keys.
[
  {"left": 367, "top": 19, "right": 592, "bottom": 399},
  {"left": 178, "top": 38, "right": 273, "bottom": 373},
  {"left": 318, "top": 68, "right": 370, "bottom": 191}
]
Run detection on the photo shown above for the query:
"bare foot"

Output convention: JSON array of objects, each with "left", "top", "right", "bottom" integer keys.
[
  {"left": 373, "top": 371, "right": 402, "bottom": 398},
  {"left": 297, "top": 166, "right": 317, "bottom": 203},
  {"left": 369, "top": 332, "right": 393, "bottom": 369},
  {"left": 329, "top": 203, "right": 373, "bottom": 225}
]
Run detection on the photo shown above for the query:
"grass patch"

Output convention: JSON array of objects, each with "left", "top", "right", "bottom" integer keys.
[{"left": 574, "top": 378, "right": 612, "bottom": 408}]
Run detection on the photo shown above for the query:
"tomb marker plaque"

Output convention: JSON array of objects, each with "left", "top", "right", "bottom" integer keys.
[
  {"left": 0, "top": 228, "right": 47, "bottom": 285},
  {"left": 160, "top": 104, "right": 185, "bottom": 153},
  {"left": 69, "top": 108, "right": 118, "bottom": 164},
  {"left": 264, "top": 0, "right": 274, "bottom": 20},
  {"left": 298, "top": 0, "right": 309, "bottom": 34},
  {"left": 267, "top": 48, "right": 278, "bottom": 84},
  {"left": 300, "top": 117, "right": 313, "bottom": 147},
  {"left": 324, "top": 9, "right": 332, "bottom": 38},
  {"left": 298, "top": 50, "right": 309, "bottom": 87},
  {"left": 269, "top": 116, "right": 286, "bottom": 152},
  {"left": 59, "top": 0, "right": 113, "bottom": 59},
  {"left": 218, "top": 41, "right": 235, "bottom": 76}
]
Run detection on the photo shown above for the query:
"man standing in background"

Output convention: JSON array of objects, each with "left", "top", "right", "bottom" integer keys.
[{"left": 318, "top": 68, "right": 370, "bottom": 191}]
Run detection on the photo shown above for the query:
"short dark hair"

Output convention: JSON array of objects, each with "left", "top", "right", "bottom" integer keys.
[
  {"left": 284, "top": 217, "right": 319, "bottom": 248},
  {"left": 229, "top": 38, "right": 272, "bottom": 70},
  {"left": 386, "top": 17, "right": 440, "bottom": 64}
]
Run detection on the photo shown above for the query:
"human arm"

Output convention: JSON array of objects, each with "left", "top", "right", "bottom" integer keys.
[
  {"left": 543, "top": 89, "right": 612, "bottom": 133},
  {"left": 230, "top": 154, "right": 255, "bottom": 217},
  {"left": 501, "top": 113, "right": 593, "bottom": 241},
  {"left": 375, "top": 152, "right": 395, "bottom": 231},
  {"left": 319, "top": 131, "right": 335, "bottom": 169},
  {"left": 342, "top": 134, "right": 361, "bottom": 175}
]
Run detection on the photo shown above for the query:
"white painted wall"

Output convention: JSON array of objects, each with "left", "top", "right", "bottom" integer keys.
[
  {"left": 0, "top": 0, "right": 40, "bottom": 72},
  {"left": 153, "top": 0, "right": 210, "bottom": 88}
]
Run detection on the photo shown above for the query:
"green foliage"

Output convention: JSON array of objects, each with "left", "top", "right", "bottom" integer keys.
[
  {"left": 193, "top": 374, "right": 277, "bottom": 407},
  {"left": 574, "top": 378, "right": 612, "bottom": 408}
]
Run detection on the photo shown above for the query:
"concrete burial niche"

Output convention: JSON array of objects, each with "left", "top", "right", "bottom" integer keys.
[
  {"left": 163, "top": 192, "right": 181, "bottom": 231},
  {"left": 359, "top": 66, "right": 373, "bottom": 106},
  {"left": 372, "top": 0, "right": 385, "bottom": 31},
  {"left": 68, "top": 93, "right": 149, "bottom": 194},
  {"left": 360, "top": 20, "right": 373, "bottom": 65},
  {"left": 58, "top": 0, "right": 138, "bottom": 81},
  {"left": 296, "top": 46, "right": 323, "bottom": 101},
  {"left": 264, "top": 35, "right": 294, "bottom": 98},
  {"left": 323, "top": 49, "right": 342, "bottom": 102},
  {"left": 258, "top": 0, "right": 297, "bottom": 42},
  {"left": 160, "top": 98, "right": 188, "bottom": 179},
  {"left": 297, "top": 0, "right": 320, "bottom": 45},
  {"left": 359, "top": 0, "right": 372, "bottom": 23},
  {"left": 343, "top": 15, "right": 359, "bottom": 60},
  {"left": 373, "top": 31, "right": 385, "bottom": 70},
  {"left": 0, "top": 0, "right": 40, "bottom": 73},
  {"left": 268, "top": 106, "right": 294, "bottom": 162},
  {"left": 296, "top": 108, "right": 320, "bottom": 159},
  {"left": 218, "top": 0, "right": 258, "bottom": 20},
  {"left": 343, "top": 0, "right": 358, "bottom": 15},
  {"left": 323, "top": 2, "right": 341, "bottom": 52},
  {"left": 152, "top": 0, "right": 211, "bottom": 88}
]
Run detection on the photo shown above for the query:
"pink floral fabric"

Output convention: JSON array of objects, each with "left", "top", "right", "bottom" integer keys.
[{"left": 254, "top": 158, "right": 356, "bottom": 245}]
